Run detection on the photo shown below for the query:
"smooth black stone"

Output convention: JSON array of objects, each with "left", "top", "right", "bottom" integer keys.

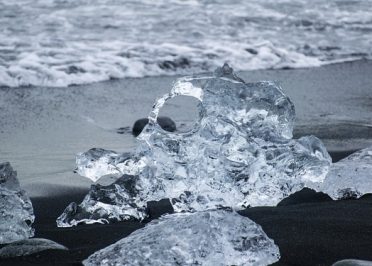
[
  {"left": 245, "top": 48, "right": 258, "bottom": 55},
  {"left": 116, "top": 126, "right": 131, "bottom": 134},
  {"left": 332, "top": 259, "right": 372, "bottom": 266},
  {"left": 277, "top": 188, "right": 333, "bottom": 207},
  {"left": 132, "top": 116, "right": 176, "bottom": 137},
  {"left": 359, "top": 193, "right": 372, "bottom": 201},
  {"left": 158, "top": 57, "right": 190, "bottom": 70},
  {"left": 146, "top": 199, "right": 174, "bottom": 220}
]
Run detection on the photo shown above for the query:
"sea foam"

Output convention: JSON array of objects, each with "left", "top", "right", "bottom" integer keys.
[{"left": 0, "top": 0, "right": 371, "bottom": 87}]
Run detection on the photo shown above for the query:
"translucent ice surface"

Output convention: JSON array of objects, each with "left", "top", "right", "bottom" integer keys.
[
  {"left": 57, "top": 174, "right": 147, "bottom": 226},
  {"left": 76, "top": 148, "right": 140, "bottom": 182},
  {"left": 316, "top": 146, "right": 372, "bottom": 199},
  {"left": 0, "top": 162, "right": 35, "bottom": 244},
  {"left": 58, "top": 64, "right": 331, "bottom": 227},
  {"left": 83, "top": 210, "right": 280, "bottom": 266}
]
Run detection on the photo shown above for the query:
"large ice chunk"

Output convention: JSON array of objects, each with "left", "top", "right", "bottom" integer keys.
[
  {"left": 0, "top": 162, "right": 35, "bottom": 244},
  {"left": 83, "top": 210, "right": 280, "bottom": 266},
  {"left": 58, "top": 64, "right": 331, "bottom": 226},
  {"left": 316, "top": 146, "right": 372, "bottom": 199}
]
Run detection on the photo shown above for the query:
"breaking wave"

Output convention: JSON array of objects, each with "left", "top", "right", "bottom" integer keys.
[{"left": 0, "top": 0, "right": 371, "bottom": 87}]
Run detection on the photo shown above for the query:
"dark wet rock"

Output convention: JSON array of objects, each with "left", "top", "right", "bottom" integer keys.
[
  {"left": 0, "top": 238, "right": 67, "bottom": 258},
  {"left": 245, "top": 48, "right": 258, "bottom": 55},
  {"left": 332, "top": 259, "right": 372, "bottom": 266},
  {"left": 146, "top": 199, "right": 174, "bottom": 220},
  {"left": 132, "top": 116, "right": 176, "bottom": 137},
  {"left": 116, "top": 126, "right": 131, "bottom": 134},
  {"left": 277, "top": 188, "right": 332, "bottom": 207},
  {"left": 158, "top": 57, "right": 190, "bottom": 70},
  {"left": 299, "top": 19, "right": 313, "bottom": 27},
  {"left": 65, "top": 65, "right": 86, "bottom": 74},
  {"left": 318, "top": 46, "right": 341, "bottom": 51},
  {"left": 359, "top": 193, "right": 372, "bottom": 201}
]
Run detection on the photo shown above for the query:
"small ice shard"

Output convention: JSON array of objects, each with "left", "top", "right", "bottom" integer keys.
[
  {"left": 76, "top": 148, "right": 143, "bottom": 182},
  {"left": 83, "top": 210, "right": 280, "bottom": 266},
  {"left": 56, "top": 174, "right": 147, "bottom": 227},
  {"left": 316, "top": 146, "right": 372, "bottom": 199},
  {"left": 0, "top": 162, "right": 35, "bottom": 244},
  {"left": 58, "top": 64, "right": 331, "bottom": 226},
  {"left": 0, "top": 238, "right": 67, "bottom": 258}
]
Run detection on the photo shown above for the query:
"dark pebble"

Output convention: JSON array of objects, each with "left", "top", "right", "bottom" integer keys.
[
  {"left": 132, "top": 116, "right": 176, "bottom": 137},
  {"left": 277, "top": 188, "right": 332, "bottom": 207}
]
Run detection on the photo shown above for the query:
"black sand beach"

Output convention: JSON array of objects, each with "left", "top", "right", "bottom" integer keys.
[
  {"left": 2, "top": 185, "right": 372, "bottom": 265},
  {"left": 1, "top": 60, "right": 372, "bottom": 265}
]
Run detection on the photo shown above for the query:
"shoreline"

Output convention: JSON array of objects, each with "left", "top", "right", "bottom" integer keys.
[
  {"left": 0, "top": 58, "right": 369, "bottom": 90},
  {"left": 1, "top": 59, "right": 372, "bottom": 197}
]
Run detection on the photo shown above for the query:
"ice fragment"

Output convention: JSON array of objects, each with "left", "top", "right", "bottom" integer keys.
[
  {"left": 0, "top": 162, "right": 35, "bottom": 244},
  {"left": 76, "top": 148, "right": 143, "bottom": 182},
  {"left": 315, "top": 146, "right": 372, "bottom": 199},
  {"left": 83, "top": 210, "right": 280, "bottom": 266}
]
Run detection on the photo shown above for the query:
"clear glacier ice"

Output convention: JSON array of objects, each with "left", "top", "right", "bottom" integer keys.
[
  {"left": 0, "top": 238, "right": 67, "bottom": 258},
  {"left": 83, "top": 209, "right": 280, "bottom": 266},
  {"left": 57, "top": 174, "right": 147, "bottom": 226},
  {"left": 75, "top": 148, "right": 143, "bottom": 182},
  {"left": 0, "top": 162, "right": 35, "bottom": 244},
  {"left": 57, "top": 64, "right": 331, "bottom": 227},
  {"left": 315, "top": 146, "right": 372, "bottom": 199}
]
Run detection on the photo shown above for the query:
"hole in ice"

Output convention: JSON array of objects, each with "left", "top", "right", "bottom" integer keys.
[{"left": 158, "top": 95, "right": 201, "bottom": 134}]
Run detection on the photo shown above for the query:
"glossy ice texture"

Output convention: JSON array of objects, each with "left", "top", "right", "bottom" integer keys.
[
  {"left": 317, "top": 146, "right": 372, "bottom": 199},
  {"left": 83, "top": 210, "right": 280, "bottom": 266},
  {"left": 76, "top": 148, "right": 137, "bottom": 182},
  {"left": 0, "top": 162, "right": 35, "bottom": 244},
  {"left": 58, "top": 65, "right": 331, "bottom": 227}
]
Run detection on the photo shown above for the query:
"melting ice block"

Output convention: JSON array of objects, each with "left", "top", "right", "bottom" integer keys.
[
  {"left": 316, "top": 146, "right": 372, "bottom": 199},
  {"left": 57, "top": 64, "right": 331, "bottom": 227},
  {"left": 83, "top": 210, "right": 280, "bottom": 266},
  {"left": 0, "top": 162, "right": 35, "bottom": 244}
]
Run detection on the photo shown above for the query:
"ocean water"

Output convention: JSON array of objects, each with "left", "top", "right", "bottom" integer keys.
[{"left": 0, "top": 0, "right": 371, "bottom": 87}]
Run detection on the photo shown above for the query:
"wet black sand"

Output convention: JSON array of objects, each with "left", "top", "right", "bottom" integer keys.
[
  {"left": 3, "top": 186, "right": 372, "bottom": 265},
  {"left": 2, "top": 151, "right": 372, "bottom": 266}
]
